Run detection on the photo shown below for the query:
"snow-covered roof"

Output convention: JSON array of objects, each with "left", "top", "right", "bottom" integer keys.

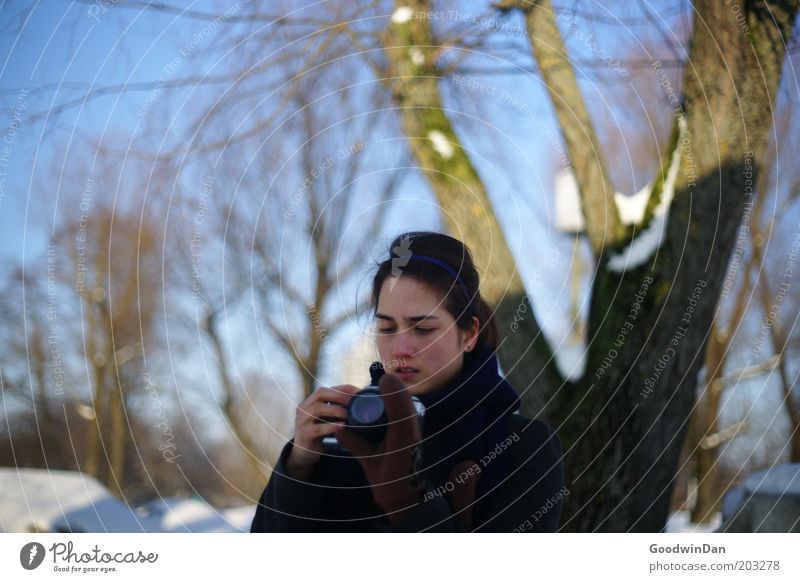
[
  {"left": 0, "top": 468, "right": 255, "bottom": 533},
  {"left": 0, "top": 467, "right": 159, "bottom": 533},
  {"left": 137, "top": 497, "right": 255, "bottom": 532},
  {"left": 742, "top": 463, "right": 800, "bottom": 497}
]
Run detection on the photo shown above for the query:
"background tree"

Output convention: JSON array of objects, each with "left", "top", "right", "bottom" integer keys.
[
  {"left": 3, "top": 0, "right": 799, "bottom": 529},
  {"left": 352, "top": 0, "right": 799, "bottom": 531}
]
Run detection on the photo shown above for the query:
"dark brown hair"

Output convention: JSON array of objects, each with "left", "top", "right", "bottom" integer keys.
[{"left": 371, "top": 231, "right": 498, "bottom": 351}]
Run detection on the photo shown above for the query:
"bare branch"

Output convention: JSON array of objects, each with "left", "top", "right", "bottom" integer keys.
[
  {"left": 720, "top": 354, "right": 781, "bottom": 386},
  {"left": 700, "top": 419, "right": 748, "bottom": 450},
  {"left": 69, "top": 0, "right": 332, "bottom": 25},
  {"left": 519, "top": 0, "right": 623, "bottom": 254}
]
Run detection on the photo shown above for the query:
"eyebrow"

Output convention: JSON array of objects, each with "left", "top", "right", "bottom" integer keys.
[{"left": 375, "top": 313, "right": 440, "bottom": 323}]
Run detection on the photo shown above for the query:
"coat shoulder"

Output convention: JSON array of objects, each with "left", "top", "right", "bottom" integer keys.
[{"left": 508, "top": 413, "right": 561, "bottom": 452}]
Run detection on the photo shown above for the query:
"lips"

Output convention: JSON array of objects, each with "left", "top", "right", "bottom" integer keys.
[{"left": 396, "top": 367, "right": 419, "bottom": 380}]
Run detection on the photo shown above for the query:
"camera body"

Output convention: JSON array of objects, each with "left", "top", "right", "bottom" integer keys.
[{"left": 321, "top": 385, "right": 425, "bottom": 453}]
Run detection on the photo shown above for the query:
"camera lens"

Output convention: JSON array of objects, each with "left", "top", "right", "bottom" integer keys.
[
  {"left": 350, "top": 392, "right": 385, "bottom": 424},
  {"left": 345, "top": 387, "right": 387, "bottom": 443},
  {"left": 329, "top": 385, "right": 426, "bottom": 449}
]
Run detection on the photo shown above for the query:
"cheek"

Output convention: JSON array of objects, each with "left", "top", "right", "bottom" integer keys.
[
  {"left": 375, "top": 336, "right": 390, "bottom": 357},
  {"left": 429, "top": 328, "right": 457, "bottom": 350},
  {"left": 425, "top": 332, "right": 460, "bottom": 362}
]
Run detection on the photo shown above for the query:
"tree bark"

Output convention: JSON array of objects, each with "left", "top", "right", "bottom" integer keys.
[
  {"left": 690, "top": 318, "right": 725, "bottom": 523},
  {"left": 551, "top": 0, "right": 799, "bottom": 531},
  {"left": 386, "top": 0, "right": 797, "bottom": 531},
  {"left": 752, "top": 234, "right": 800, "bottom": 462},
  {"left": 108, "top": 375, "right": 126, "bottom": 497},
  {"left": 519, "top": 0, "right": 623, "bottom": 254},
  {"left": 385, "top": 0, "right": 563, "bottom": 418},
  {"left": 205, "top": 310, "right": 268, "bottom": 481},
  {"left": 84, "top": 301, "right": 104, "bottom": 481}
]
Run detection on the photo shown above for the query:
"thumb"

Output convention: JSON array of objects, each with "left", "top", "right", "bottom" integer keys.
[
  {"left": 378, "top": 373, "right": 420, "bottom": 447},
  {"left": 335, "top": 425, "right": 377, "bottom": 460}
]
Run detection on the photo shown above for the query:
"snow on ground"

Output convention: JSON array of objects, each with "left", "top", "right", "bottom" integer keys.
[
  {"left": 0, "top": 468, "right": 255, "bottom": 533},
  {"left": 664, "top": 511, "right": 722, "bottom": 533},
  {"left": 2, "top": 468, "right": 733, "bottom": 533},
  {"left": 137, "top": 497, "right": 256, "bottom": 532}
]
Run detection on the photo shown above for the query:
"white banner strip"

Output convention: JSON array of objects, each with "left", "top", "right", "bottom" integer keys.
[{"left": 2, "top": 533, "right": 798, "bottom": 580}]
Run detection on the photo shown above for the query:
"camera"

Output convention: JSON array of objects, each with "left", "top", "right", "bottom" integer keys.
[{"left": 321, "top": 385, "right": 425, "bottom": 453}]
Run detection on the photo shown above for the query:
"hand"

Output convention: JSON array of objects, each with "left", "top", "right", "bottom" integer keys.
[
  {"left": 286, "top": 384, "right": 360, "bottom": 479},
  {"left": 335, "top": 373, "right": 426, "bottom": 523}
]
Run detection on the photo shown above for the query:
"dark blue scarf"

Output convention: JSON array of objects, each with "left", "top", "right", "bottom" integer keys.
[{"left": 368, "top": 343, "right": 522, "bottom": 502}]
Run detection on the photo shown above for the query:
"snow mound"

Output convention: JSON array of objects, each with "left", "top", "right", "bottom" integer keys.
[{"left": 0, "top": 468, "right": 255, "bottom": 533}]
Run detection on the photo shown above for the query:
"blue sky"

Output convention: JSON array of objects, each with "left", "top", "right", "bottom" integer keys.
[
  {"left": 0, "top": 0, "right": 576, "bottom": 346},
  {"left": 0, "top": 2, "right": 581, "bottom": 448},
  {"left": 2, "top": 0, "right": 797, "bottom": 466},
  {"left": 0, "top": 1, "right": 180, "bottom": 256}
]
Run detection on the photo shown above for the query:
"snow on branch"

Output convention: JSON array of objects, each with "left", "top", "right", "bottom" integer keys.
[{"left": 606, "top": 114, "right": 687, "bottom": 273}]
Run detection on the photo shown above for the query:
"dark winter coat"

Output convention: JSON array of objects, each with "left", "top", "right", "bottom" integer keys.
[{"left": 250, "top": 347, "right": 565, "bottom": 532}]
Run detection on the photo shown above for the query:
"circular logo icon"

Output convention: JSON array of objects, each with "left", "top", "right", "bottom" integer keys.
[{"left": 20, "top": 542, "right": 46, "bottom": 570}]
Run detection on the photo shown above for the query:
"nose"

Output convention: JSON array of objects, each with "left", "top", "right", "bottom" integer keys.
[{"left": 389, "top": 329, "right": 417, "bottom": 360}]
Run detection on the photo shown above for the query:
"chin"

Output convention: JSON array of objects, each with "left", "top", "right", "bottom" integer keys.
[
  {"left": 397, "top": 377, "right": 426, "bottom": 395},
  {"left": 408, "top": 379, "right": 441, "bottom": 397},
  {"left": 391, "top": 369, "right": 443, "bottom": 396}
]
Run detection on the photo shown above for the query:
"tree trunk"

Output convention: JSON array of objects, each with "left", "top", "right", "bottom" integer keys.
[
  {"left": 519, "top": 0, "right": 623, "bottom": 253},
  {"left": 685, "top": 228, "right": 755, "bottom": 524},
  {"left": 205, "top": 311, "right": 268, "bottom": 481},
  {"left": 84, "top": 303, "right": 104, "bottom": 480},
  {"left": 553, "top": 1, "right": 798, "bottom": 531},
  {"left": 690, "top": 318, "right": 725, "bottom": 523},
  {"left": 108, "top": 377, "right": 126, "bottom": 497},
  {"left": 385, "top": 0, "right": 797, "bottom": 530},
  {"left": 385, "top": 0, "right": 563, "bottom": 418},
  {"left": 30, "top": 319, "right": 57, "bottom": 453}
]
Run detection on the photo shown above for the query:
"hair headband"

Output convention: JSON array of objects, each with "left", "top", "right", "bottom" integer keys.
[{"left": 408, "top": 254, "right": 473, "bottom": 318}]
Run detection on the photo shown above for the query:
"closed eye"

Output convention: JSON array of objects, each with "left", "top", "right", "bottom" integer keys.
[{"left": 377, "top": 327, "right": 435, "bottom": 334}]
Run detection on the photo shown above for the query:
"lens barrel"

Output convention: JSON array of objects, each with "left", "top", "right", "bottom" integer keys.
[
  {"left": 346, "top": 387, "right": 388, "bottom": 443},
  {"left": 321, "top": 385, "right": 425, "bottom": 452}
]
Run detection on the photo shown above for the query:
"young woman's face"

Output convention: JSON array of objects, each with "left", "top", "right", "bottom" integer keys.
[{"left": 374, "top": 276, "right": 478, "bottom": 396}]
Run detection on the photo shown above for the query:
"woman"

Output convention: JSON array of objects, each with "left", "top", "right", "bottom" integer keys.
[{"left": 250, "top": 231, "right": 565, "bottom": 532}]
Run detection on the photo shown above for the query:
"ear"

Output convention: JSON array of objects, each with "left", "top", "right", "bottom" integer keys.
[{"left": 463, "top": 316, "right": 479, "bottom": 353}]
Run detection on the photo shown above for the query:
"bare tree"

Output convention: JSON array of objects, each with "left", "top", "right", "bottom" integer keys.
[
  {"left": 8, "top": 0, "right": 799, "bottom": 530},
  {"left": 373, "top": 0, "right": 799, "bottom": 531},
  {"left": 155, "top": 48, "right": 408, "bottom": 486},
  {"left": 35, "top": 141, "right": 168, "bottom": 496}
]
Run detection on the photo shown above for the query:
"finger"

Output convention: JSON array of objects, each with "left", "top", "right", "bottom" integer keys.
[
  {"left": 378, "top": 373, "right": 421, "bottom": 448},
  {"left": 329, "top": 384, "right": 361, "bottom": 396},
  {"left": 296, "top": 405, "right": 336, "bottom": 426},
  {"left": 378, "top": 373, "right": 416, "bottom": 418},
  {"left": 312, "top": 385, "right": 359, "bottom": 406},
  {"left": 306, "top": 401, "right": 348, "bottom": 423},
  {"left": 308, "top": 420, "right": 345, "bottom": 440}
]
